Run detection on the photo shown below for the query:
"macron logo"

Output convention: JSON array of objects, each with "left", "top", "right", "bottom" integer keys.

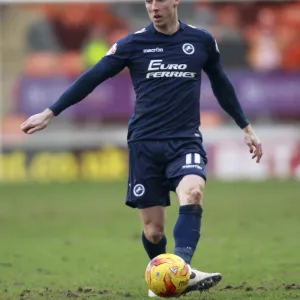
[{"left": 143, "top": 48, "right": 164, "bottom": 53}]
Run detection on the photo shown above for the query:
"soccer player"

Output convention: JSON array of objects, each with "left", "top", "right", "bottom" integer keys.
[{"left": 21, "top": 0, "right": 263, "bottom": 297}]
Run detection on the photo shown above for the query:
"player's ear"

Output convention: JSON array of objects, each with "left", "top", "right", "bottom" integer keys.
[{"left": 174, "top": 0, "right": 179, "bottom": 8}]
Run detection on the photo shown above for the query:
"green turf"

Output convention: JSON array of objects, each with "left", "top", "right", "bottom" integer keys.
[{"left": 0, "top": 180, "right": 299, "bottom": 300}]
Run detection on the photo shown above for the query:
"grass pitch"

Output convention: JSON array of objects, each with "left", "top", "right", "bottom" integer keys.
[{"left": 0, "top": 180, "right": 299, "bottom": 300}]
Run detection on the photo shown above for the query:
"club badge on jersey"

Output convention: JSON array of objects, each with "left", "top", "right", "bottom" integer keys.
[{"left": 106, "top": 43, "right": 117, "bottom": 56}]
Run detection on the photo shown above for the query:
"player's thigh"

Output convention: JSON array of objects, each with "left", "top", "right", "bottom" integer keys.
[
  {"left": 175, "top": 174, "right": 206, "bottom": 206},
  {"left": 125, "top": 141, "right": 170, "bottom": 209},
  {"left": 165, "top": 140, "right": 207, "bottom": 206},
  {"left": 139, "top": 206, "right": 166, "bottom": 242}
]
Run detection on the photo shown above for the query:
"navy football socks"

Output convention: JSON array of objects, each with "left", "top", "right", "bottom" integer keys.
[
  {"left": 142, "top": 231, "right": 167, "bottom": 260},
  {"left": 174, "top": 204, "right": 202, "bottom": 265}
]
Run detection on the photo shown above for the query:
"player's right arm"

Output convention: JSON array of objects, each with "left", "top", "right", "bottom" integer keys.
[{"left": 21, "top": 35, "right": 132, "bottom": 134}]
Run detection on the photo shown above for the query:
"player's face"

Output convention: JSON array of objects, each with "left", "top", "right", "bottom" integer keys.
[{"left": 145, "top": 0, "right": 179, "bottom": 28}]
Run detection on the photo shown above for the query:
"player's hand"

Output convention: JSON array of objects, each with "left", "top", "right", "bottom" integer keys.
[
  {"left": 243, "top": 125, "right": 263, "bottom": 163},
  {"left": 20, "top": 109, "right": 54, "bottom": 134}
]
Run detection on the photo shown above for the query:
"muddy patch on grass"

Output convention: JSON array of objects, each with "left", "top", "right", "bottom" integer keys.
[
  {"left": 284, "top": 283, "right": 300, "bottom": 290},
  {"left": 218, "top": 282, "right": 300, "bottom": 292},
  {"left": 36, "top": 268, "right": 53, "bottom": 275},
  {"left": 0, "top": 262, "right": 12, "bottom": 267},
  {"left": 7, "top": 284, "right": 300, "bottom": 300}
]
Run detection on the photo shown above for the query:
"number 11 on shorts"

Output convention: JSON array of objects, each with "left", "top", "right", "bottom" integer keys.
[{"left": 186, "top": 153, "right": 201, "bottom": 165}]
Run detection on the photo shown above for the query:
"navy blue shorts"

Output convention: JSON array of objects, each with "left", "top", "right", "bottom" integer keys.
[{"left": 125, "top": 139, "right": 208, "bottom": 209}]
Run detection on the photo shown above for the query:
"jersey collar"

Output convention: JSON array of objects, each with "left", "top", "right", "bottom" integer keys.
[{"left": 148, "top": 20, "right": 186, "bottom": 34}]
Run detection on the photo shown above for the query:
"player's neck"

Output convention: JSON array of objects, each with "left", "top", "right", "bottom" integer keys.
[{"left": 154, "top": 19, "right": 180, "bottom": 35}]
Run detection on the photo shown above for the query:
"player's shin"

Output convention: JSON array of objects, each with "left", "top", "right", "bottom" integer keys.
[
  {"left": 173, "top": 204, "right": 202, "bottom": 264},
  {"left": 142, "top": 231, "right": 167, "bottom": 260}
]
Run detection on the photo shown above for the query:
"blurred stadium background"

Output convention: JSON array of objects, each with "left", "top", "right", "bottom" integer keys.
[
  {"left": 1, "top": 2, "right": 300, "bottom": 299},
  {"left": 0, "top": 0, "right": 300, "bottom": 182}
]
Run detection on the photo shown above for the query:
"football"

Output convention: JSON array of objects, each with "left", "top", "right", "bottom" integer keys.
[{"left": 145, "top": 253, "right": 190, "bottom": 298}]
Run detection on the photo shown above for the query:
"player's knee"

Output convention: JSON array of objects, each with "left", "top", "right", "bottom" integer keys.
[
  {"left": 176, "top": 175, "right": 205, "bottom": 206},
  {"left": 185, "top": 186, "right": 203, "bottom": 205},
  {"left": 144, "top": 225, "right": 164, "bottom": 244}
]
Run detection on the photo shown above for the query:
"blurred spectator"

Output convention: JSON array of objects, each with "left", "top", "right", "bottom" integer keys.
[
  {"left": 213, "top": 4, "right": 244, "bottom": 42},
  {"left": 27, "top": 10, "right": 61, "bottom": 53},
  {"left": 26, "top": 3, "right": 128, "bottom": 57},
  {"left": 82, "top": 27, "right": 110, "bottom": 68},
  {"left": 50, "top": 4, "right": 91, "bottom": 52},
  {"left": 245, "top": 7, "right": 281, "bottom": 71},
  {"left": 211, "top": 4, "right": 247, "bottom": 67},
  {"left": 238, "top": 2, "right": 258, "bottom": 28},
  {"left": 89, "top": 3, "right": 127, "bottom": 32},
  {"left": 195, "top": 2, "right": 216, "bottom": 29},
  {"left": 277, "top": 2, "right": 300, "bottom": 71}
]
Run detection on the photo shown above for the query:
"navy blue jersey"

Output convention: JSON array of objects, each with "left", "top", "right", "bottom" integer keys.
[{"left": 49, "top": 21, "right": 249, "bottom": 142}]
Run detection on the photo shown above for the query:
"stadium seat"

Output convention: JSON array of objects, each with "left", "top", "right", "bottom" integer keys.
[
  {"left": 59, "top": 51, "right": 85, "bottom": 76},
  {"left": 23, "top": 52, "right": 61, "bottom": 77}
]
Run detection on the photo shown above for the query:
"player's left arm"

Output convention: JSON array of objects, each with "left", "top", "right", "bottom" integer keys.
[{"left": 203, "top": 31, "right": 263, "bottom": 163}]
